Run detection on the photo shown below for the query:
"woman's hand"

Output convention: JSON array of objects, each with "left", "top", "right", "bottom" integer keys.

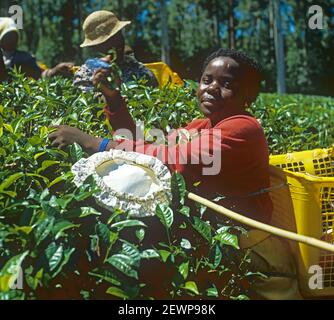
[
  {"left": 100, "top": 54, "right": 114, "bottom": 64},
  {"left": 48, "top": 125, "right": 101, "bottom": 154},
  {"left": 46, "top": 62, "right": 74, "bottom": 78},
  {"left": 92, "top": 68, "right": 116, "bottom": 97},
  {"left": 93, "top": 68, "right": 123, "bottom": 110}
]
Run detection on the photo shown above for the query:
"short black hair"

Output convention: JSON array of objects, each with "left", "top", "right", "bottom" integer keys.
[{"left": 202, "top": 48, "right": 264, "bottom": 104}]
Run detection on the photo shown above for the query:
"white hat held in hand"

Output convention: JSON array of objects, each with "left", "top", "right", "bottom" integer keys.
[{"left": 71, "top": 150, "right": 171, "bottom": 217}]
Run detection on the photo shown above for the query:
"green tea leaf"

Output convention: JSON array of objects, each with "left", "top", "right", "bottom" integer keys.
[
  {"left": 37, "top": 160, "right": 60, "bottom": 174},
  {"left": 110, "top": 220, "right": 147, "bottom": 230},
  {"left": 182, "top": 281, "right": 199, "bottom": 295},
  {"left": 140, "top": 249, "right": 160, "bottom": 259},
  {"left": 106, "top": 286, "right": 129, "bottom": 299},
  {"left": 210, "top": 244, "right": 222, "bottom": 268},
  {"left": 121, "top": 242, "right": 141, "bottom": 267},
  {"left": 53, "top": 220, "right": 80, "bottom": 239},
  {"left": 179, "top": 205, "right": 190, "bottom": 217},
  {"left": 70, "top": 143, "right": 83, "bottom": 162},
  {"left": 171, "top": 172, "right": 187, "bottom": 206},
  {"left": 206, "top": 285, "right": 219, "bottom": 298},
  {"left": 231, "top": 294, "right": 250, "bottom": 300},
  {"left": 65, "top": 207, "right": 101, "bottom": 218},
  {"left": 35, "top": 216, "right": 55, "bottom": 245},
  {"left": 158, "top": 250, "right": 171, "bottom": 263},
  {"left": 156, "top": 204, "right": 174, "bottom": 229},
  {"left": 178, "top": 261, "right": 189, "bottom": 280},
  {"left": 28, "top": 136, "right": 42, "bottom": 146},
  {"left": 26, "top": 268, "right": 43, "bottom": 291},
  {"left": 0, "top": 251, "right": 28, "bottom": 292},
  {"left": 48, "top": 244, "right": 63, "bottom": 272},
  {"left": 3, "top": 123, "right": 14, "bottom": 134},
  {"left": 215, "top": 231, "right": 239, "bottom": 249},
  {"left": 34, "top": 151, "right": 47, "bottom": 160},
  {"left": 135, "top": 228, "right": 145, "bottom": 242},
  {"left": 97, "top": 223, "right": 111, "bottom": 246},
  {"left": 180, "top": 238, "right": 192, "bottom": 250},
  {"left": 0, "top": 173, "right": 24, "bottom": 191},
  {"left": 89, "top": 270, "right": 121, "bottom": 286},
  {"left": 192, "top": 216, "right": 212, "bottom": 243},
  {"left": 107, "top": 254, "right": 138, "bottom": 279}
]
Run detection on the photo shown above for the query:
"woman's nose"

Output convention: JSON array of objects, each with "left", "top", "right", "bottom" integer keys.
[{"left": 207, "top": 80, "right": 220, "bottom": 94}]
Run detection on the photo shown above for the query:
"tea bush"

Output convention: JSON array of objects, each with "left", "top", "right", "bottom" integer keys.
[{"left": 0, "top": 71, "right": 333, "bottom": 300}]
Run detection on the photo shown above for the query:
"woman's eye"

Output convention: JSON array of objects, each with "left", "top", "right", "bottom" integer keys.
[
  {"left": 202, "top": 77, "right": 211, "bottom": 84},
  {"left": 223, "top": 81, "right": 231, "bottom": 88}
]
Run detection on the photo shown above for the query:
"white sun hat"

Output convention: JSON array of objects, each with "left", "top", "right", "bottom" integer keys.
[
  {"left": 71, "top": 150, "right": 172, "bottom": 217},
  {"left": 0, "top": 17, "right": 19, "bottom": 41},
  {"left": 80, "top": 10, "right": 131, "bottom": 48}
]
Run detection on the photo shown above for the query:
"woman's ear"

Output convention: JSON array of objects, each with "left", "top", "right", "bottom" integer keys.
[
  {"left": 243, "top": 79, "right": 260, "bottom": 107},
  {"left": 239, "top": 86, "right": 251, "bottom": 109}
]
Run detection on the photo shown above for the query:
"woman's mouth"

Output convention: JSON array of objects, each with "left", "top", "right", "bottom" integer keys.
[{"left": 201, "top": 97, "right": 220, "bottom": 109}]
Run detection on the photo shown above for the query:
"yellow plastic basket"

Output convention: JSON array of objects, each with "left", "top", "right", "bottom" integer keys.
[
  {"left": 144, "top": 62, "right": 184, "bottom": 89},
  {"left": 269, "top": 148, "right": 334, "bottom": 297}
]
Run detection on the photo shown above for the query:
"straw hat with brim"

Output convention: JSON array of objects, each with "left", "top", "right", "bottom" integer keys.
[
  {"left": 0, "top": 17, "right": 19, "bottom": 42},
  {"left": 80, "top": 10, "right": 131, "bottom": 48},
  {"left": 71, "top": 150, "right": 171, "bottom": 217}
]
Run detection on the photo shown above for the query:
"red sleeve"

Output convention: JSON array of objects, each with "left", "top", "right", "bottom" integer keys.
[
  {"left": 110, "top": 115, "right": 266, "bottom": 187},
  {"left": 104, "top": 103, "right": 137, "bottom": 137}
]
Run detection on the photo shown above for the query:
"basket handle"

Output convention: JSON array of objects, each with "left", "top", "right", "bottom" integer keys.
[{"left": 187, "top": 192, "right": 334, "bottom": 253}]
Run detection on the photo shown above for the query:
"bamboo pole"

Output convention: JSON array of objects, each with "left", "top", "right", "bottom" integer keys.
[{"left": 187, "top": 192, "right": 334, "bottom": 253}]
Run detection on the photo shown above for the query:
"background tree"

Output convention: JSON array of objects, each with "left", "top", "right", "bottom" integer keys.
[
  {"left": 273, "top": 0, "right": 286, "bottom": 93},
  {"left": 0, "top": 0, "right": 333, "bottom": 96}
]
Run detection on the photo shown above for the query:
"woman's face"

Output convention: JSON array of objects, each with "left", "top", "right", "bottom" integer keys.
[
  {"left": 197, "top": 56, "right": 247, "bottom": 116},
  {"left": 93, "top": 32, "right": 125, "bottom": 61},
  {"left": 0, "top": 31, "right": 19, "bottom": 52}
]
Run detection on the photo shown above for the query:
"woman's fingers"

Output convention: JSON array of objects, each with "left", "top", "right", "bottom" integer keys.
[
  {"left": 50, "top": 137, "right": 67, "bottom": 149},
  {"left": 48, "top": 125, "right": 61, "bottom": 138},
  {"left": 48, "top": 127, "right": 64, "bottom": 147},
  {"left": 94, "top": 68, "right": 110, "bottom": 78},
  {"left": 51, "top": 138, "right": 61, "bottom": 147},
  {"left": 93, "top": 70, "right": 109, "bottom": 87},
  {"left": 47, "top": 125, "right": 77, "bottom": 150},
  {"left": 100, "top": 54, "right": 115, "bottom": 63},
  {"left": 48, "top": 126, "right": 58, "bottom": 135}
]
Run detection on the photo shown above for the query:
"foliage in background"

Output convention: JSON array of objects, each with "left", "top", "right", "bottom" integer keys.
[{"left": 0, "top": 0, "right": 333, "bottom": 95}]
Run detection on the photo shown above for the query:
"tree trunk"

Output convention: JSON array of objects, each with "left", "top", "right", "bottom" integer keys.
[
  {"left": 25, "top": 1, "right": 36, "bottom": 52},
  {"left": 160, "top": 0, "right": 170, "bottom": 65},
  {"left": 228, "top": 0, "right": 236, "bottom": 49},
  {"left": 272, "top": 0, "right": 286, "bottom": 93},
  {"left": 38, "top": 0, "right": 44, "bottom": 38},
  {"left": 61, "top": 0, "right": 75, "bottom": 61},
  {"left": 268, "top": 0, "right": 275, "bottom": 72},
  {"left": 117, "top": 0, "right": 124, "bottom": 19},
  {"left": 214, "top": 0, "right": 221, "bottom": 47},
  {"left": 76, "top": 1, "right": 83, "bottom": 62}
]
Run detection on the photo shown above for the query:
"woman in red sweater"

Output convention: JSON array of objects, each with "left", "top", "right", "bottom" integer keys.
[
  {"left": 50, "top": 48, "right": 303, "bottom": 299},
  {"left": 50, "top": 48, "right": 272, "bottom": 224}
]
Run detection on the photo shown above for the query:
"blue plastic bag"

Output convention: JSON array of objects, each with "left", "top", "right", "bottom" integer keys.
[{"left": 85, "top": 58, "right": 110, "bottom": 71}]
